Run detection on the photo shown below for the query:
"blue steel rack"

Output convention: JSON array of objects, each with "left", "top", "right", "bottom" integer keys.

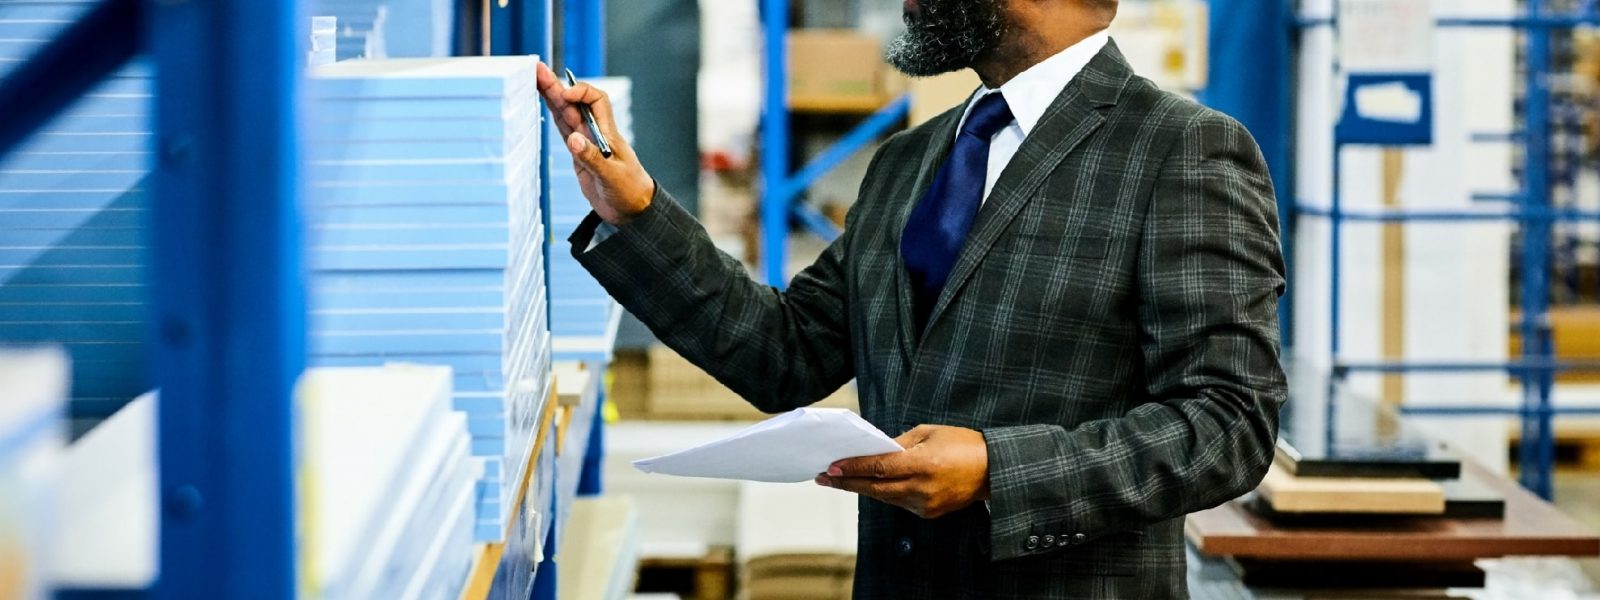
[
  {"left": 0, "top": 0, "right": 611, "bottom": 596},
  {"left": 1207, "top": 0, "right": 1599, "bottom": 499},
  {"left": 757, "top": 0, "right": 911, "bottom": 287}
]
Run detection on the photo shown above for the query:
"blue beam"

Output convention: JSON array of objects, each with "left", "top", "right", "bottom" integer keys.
[
  {"left": 1298, "top": 12, "right": 1600, "bottom": 28},
  {"left": 1206, "top": 0, "right": 1294, "bottom": 348},
  {"left": 0, "top": 0, "right": 139, "bottom": 158},
  {"left": 1520, "top": 0, "right": 1557, "bottom": 500},
  {"left": 1296, "top": 204, "right": 1600, "bottom": 222},
  {"left": 1334, "top": 359, "right": 1600, "bottom": 374},
  {"left": 562, "top": 0, "right": 605, "bottom": 76},
  {"left": 776, "top": 95, "right": 910, "bottom": 207},
  {"left": 791, "top": 203, "right": 841, "bottom": 244},
  {"left": 146, "top": 0, "right": 305, "bottom": 595},
  {"left": 1401, "top": 406, "right": 1600, "bottom": 416},
  {"left": 760, "top": 0, "right": 790, "bottom": 287}
]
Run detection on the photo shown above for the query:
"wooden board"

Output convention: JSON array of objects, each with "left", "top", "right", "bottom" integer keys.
[
  {"left": 1258, "top": 460, "right": 1445, "bottom": 515},
  {"left": 1244, "top": 469, "right": 1505, "bottom": 523},
  {"left": 1188, "top": 462, "right": 1600, "bottom": 561},
  {"left": 459, "top": 381, "right": 562, "bottom": 600}
]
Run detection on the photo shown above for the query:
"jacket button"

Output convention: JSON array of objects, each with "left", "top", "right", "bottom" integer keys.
[
  {"left": 1025, "top": 535, "right": 1040, "bottom": 550},
  {"left": 895, "top": 537, "right": 915, "bottom": 557},
  {"left": 1042, "top": 534, "right": 1056, "bottom": 547},
  {"left": 1057, "top": 535, "right": 1072, "bottom": 547},
  {"left": 1074, "top": 533, "right": 1087, "bottom": 544}
]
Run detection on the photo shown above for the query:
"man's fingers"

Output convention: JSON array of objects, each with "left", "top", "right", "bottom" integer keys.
[
  {"left": 817, "top": 475, "right": 913, "bottom": 500},
  {"left": 535, "top": 63, "right": 579, "bottom": 139},
  {"left": 564, "top": 132, "right": 610, "bottom": 175},
  {"left": 829, "top": 451, "right": 917, "bottom": 479},
  {"left": 561, "top": 83, "right": 624, "bottom": 141}
]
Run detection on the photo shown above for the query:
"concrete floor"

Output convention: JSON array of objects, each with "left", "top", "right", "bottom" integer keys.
[{"left": 1554, "top": 472, "right": 1600, "bottom": 585}]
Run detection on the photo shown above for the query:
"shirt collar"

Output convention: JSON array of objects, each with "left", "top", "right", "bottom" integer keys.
[{"left": 960, "top": 31, "right": 1111, "bottom": 137}]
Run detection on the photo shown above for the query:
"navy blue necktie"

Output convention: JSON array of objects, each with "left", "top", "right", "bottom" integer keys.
[{"left": 901, "top": 92, "right": 1015, "bottom": 331}]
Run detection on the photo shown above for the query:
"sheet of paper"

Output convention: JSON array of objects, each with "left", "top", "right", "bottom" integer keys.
[{"left": 632, "top": 408, "right": 903, "bottom": 483}]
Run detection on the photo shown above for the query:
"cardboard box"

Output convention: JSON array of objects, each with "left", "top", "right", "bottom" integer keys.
[
  {"left": 788, "top": 30, "right": 891, "bottom": 110},
  {"left": 908, "top": 69, "right": 981, "bottom": 126},
  {"left": 627, "top": 344, "right": 859, "bottom": 421}
]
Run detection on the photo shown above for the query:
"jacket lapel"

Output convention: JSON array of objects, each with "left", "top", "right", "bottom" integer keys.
[
  {"left": 919, "top": 41, "right": 1135, "bottom": 335},
  {"left": 893, "top": 100, "right": 968, "bottom": 358}
]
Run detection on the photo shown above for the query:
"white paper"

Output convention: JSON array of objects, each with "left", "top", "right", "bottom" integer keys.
[
  {"left": 1339, "top": 0, "right": 1434, "bottom": 72},
  {"left": 632, "top": 408, "right": 903, "bottom": 483},
  {"left": 1355, "top": 81, "right": 1423, "bottom": 123}
]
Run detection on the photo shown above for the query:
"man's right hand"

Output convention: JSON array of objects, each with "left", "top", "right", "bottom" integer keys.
[{"left": 535, "top": 62, "right": 656, "bottom": 226}]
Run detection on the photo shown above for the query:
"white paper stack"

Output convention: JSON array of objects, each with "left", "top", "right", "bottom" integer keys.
[
  {"left": 309, "top": 0, "right": 455, "bottom": 60},
  {"left": 309, "top": 16, "right": 338, "bottom": 66},
  {"left": 305, "top": 56, "right": 552, "bottom": 542},
  {"left": 549, "top": 77, "right": 632, "bottom": 364},
  {"left": 0, "top": 348, "right": 69, "bottom": 600},
  {"left": 299, "top": 365, "right": 477, "bottom": 600},
  {"left": 0, "top": 2, "right": 152, "bottom": 419}
]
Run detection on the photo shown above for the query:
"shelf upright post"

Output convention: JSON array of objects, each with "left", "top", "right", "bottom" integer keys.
[
  {"left": 760, "top": 0, "right": 791, "bottom": 287},
  {"left": 1519, "top": 0, "right": 1558, "bottom": 499},
  {"left": 563, "top": 0, "right": 605, "bottom": 76},
  {"left": 145, "top": 0, "right": 306, "bottom": 595}
]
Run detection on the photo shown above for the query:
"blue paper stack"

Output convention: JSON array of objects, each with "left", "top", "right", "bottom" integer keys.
[
  {"left": 549, "top": 77, "right": 631, "bottom": 364},
  {"left": 305, "top": 56, "right": 552, "bottom": 542},
  {"left": 309, "top": 16, "right": 338, "bottom": 66},
  {"left": 0, "top": 2, "right": 152, "bottom": 419},
  {"left": 308, "top": 0, "right": 454, "bottom": 60}
]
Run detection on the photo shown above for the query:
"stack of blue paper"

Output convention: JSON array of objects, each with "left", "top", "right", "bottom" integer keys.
[
  {"left": 308, "top": 0, "right": 454, "bottom": 60},
  {"left": 305, "top": 56, "right": 552, "bottom": 542},
  {"left": 309, "top": 16, "right": 338, "bottom": 66},
  {"left": 0, "top": 3, "right": 152, "bottom": 419},
  {"left": 548, "top": 77, "right": 632, "bottom": 365}
]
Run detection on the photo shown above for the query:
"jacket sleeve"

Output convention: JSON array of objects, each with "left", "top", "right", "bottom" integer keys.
[
  {"left": 569, "top": 184, "right": 857, "bottom": 413},
  {"left": 980, "top": 112, "right": 1288, "bottom": 561}
]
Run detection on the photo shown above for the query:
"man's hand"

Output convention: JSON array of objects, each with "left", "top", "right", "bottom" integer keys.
[
  {"left": 535, "top": 62, "right": 655, "bottom": 225},
  {"left": 815, "top": 425, "right": 990, "bottom": 519}
]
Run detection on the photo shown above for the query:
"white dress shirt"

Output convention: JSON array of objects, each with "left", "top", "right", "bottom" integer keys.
[{"left": 958, "top": 31, "right": 1110, "bottom": 202}]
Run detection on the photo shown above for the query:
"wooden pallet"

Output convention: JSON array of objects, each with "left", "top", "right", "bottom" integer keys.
[
  {"left": 635, "top": 546, "right": 736, "bottom": 600},
  {"left": 1508, "top": 417, "right": 1600, "bottom": 471}
]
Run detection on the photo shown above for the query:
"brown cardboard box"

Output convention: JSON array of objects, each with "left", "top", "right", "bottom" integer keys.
[
  {"left": 788, "top": 30, "right": 891, "bottom": 111},
  {"left": 629, "top": 344, "right": 859, "bottom": 420},
  {"left": 908, "top": 69, "right": 981, "bottom": 126}
]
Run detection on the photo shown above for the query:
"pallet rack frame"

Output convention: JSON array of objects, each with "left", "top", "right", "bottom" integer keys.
[
  {"left": 1208, "top": 0, "right": 1598, "bottom": 499},
  {"left": 0, "top": 0, "right": 612, "bottom": 596}
]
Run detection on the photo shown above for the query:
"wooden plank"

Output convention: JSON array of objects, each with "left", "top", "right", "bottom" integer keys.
[
  {"left": 458, "top": 378, "right": 562, "bottom": 600},
  {"left": 1258, "top": 460, "right": 1445, "bottom": 515},
  {"left": 1381, "top": 149, "right": 1406, "bottom": 407},
  {"left": 1188, "top": 462, "right": 1600, "bottom": 561}
]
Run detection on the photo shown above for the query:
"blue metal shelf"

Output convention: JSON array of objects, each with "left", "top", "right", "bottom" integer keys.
[
  {"left": 0, "top": 0, "right": 611, "bottom": 596},
  {"left": 757, "top": 0, "right": 910, "bottom": 287}
]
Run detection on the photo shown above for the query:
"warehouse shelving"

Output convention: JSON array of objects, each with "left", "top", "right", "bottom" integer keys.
[
  {"left": 756, "top": 0, "right": 910, "bottom": 287},
  {"left": 1206, "top": 0, "right": 1598, "bottom": 499},
  {"left": 0, "top": 0, "right": 616, "bottom": 596}
]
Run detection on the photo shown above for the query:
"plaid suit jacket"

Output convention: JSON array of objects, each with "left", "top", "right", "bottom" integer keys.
[{"left": 572, "top": 41, "right": 1286, "bottom": 599}]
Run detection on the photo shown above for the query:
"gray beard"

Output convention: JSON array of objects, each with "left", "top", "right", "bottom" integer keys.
[{"left": 884, "top": 0, "right": 1005, "bottom": 77}]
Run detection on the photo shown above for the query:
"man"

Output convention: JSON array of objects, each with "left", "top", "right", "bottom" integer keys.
[{"left": 536, "top": 0, "right": 1286, "bottom": 596}]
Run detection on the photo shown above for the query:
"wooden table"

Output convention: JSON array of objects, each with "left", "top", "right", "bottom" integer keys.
[{"left": 1187, "top": 462, "right": 1600, "bottom": 561}]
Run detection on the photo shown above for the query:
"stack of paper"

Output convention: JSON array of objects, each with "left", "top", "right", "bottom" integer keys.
[
  {"left": 299, "top": 365, "right": 477, "bottom": 600},
  {"left": 633, "top": 408, "right": 902, "bottom": 483},
  {"left": 0, "top": 3, "right": 152, "bottom": 419},
  {"left": 549, "top": 77, "right": 632, "bottom": 364},
  {"left": 305, "top": 56, "right": 552, "bottom": 541},
  {"left": 308, "top": 0, "right": 454, "bottom": 60},
  {"left": 309, "top": 16, "right": 338, "bottom": 66},
  {"left": 0, "top": 348, "right": 69, "bottom": 600}
]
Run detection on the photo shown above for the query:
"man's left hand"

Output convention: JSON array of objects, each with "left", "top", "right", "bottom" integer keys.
[{"left": 816, "top": 424, "right": 990, "bottom": 519}]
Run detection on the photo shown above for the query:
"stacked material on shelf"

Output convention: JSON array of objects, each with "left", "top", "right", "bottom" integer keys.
[
  {"left": 308, "top": 0, "right": 454, "bottom": 60},
  {"left": 556, "top": 497, "right": 641, "bottom": 600},
  {"left": 0, "top": 3, "right": 151, "bottom": 419},
  {"left": 0, "top": 348, "right": 68, "bottom": 600},
  {"left": 309, "top": 16, "right": 338, "bottom": 66},
  {"left": 548, "top": 77, "right": 632, "bottom": 364},
  {"left": 553, "top": 361, "right": 603, "bottom": 537},
  {"left": 736, "top": 482, "right": 857, "bottom": 600},
  {"left": 299, "top": 365, "right": 476, "bottom": 600},
  {"left": 305, "top": 56, "right": 551, "bottom": 542},
  {"left": 52, "top": 391, "right": 157, "bottom": 591}
]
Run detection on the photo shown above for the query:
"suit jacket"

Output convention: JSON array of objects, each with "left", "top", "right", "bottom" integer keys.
[{"left": 571, "top": 41, "right": 1287, "bottom": 599}]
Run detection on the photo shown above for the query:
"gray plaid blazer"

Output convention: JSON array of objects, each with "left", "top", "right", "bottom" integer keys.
[{"left": 572, "top": 41, "right": 1286, "bottom": 599}]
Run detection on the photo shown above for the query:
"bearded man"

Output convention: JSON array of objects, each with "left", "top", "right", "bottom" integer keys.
[{"left": 537, "top": 0, "right": 1287, "bottom": 597}]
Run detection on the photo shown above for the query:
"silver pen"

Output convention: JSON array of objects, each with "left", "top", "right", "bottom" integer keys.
[{"left": 564, "top": 68, "right": 614, "bottom": 158}]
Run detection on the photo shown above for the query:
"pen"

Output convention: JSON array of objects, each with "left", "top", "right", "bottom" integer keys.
[{"left": 564, "top": 68, "right": 615, "bottom": 159}]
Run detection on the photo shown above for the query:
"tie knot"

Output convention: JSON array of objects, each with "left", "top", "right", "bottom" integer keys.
[{"left": 962, "top": 93, "right": 1014, "bottom": 140}]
